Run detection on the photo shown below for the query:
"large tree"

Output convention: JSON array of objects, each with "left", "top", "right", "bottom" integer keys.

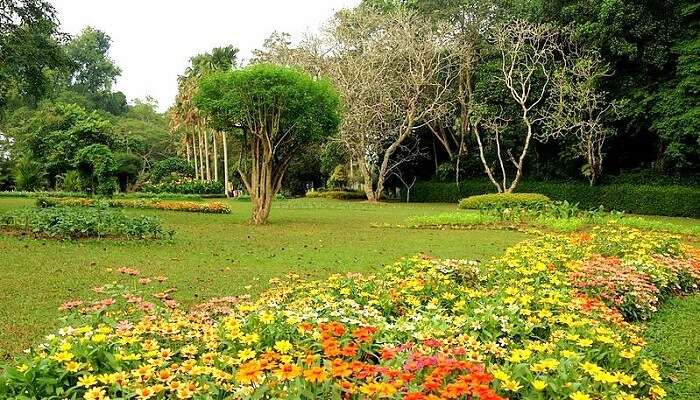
[
  {"left": 327, "top": 6, "right": 456, "bottom": 201},
  {"left": 196, "top": 64, "right": 340, "bottom": 224},
  {"left": 0, "top": 0, "right": 67, "bottom": 111}
]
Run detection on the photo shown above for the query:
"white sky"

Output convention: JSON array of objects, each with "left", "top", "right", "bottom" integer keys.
[{"left": 50, "top": 0, "right": 360, "bottom": 111}]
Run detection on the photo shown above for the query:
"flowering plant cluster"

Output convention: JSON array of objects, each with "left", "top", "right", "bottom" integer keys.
[
  {"left": 142, "top": 179, "right": 224, "bottom": 195},
  {"left": 1, "top": 225, "right": 697, "bottom": 400},
  {"left": 43, "top": 197, "right": 231, "bottom": 214}
]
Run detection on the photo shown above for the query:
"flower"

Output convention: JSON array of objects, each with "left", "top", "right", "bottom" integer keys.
[
  {"left": 77, "top": 375, "right": 98, "bottom": 388},
  {"left": 532, "top": 380, "right": 547, "bottom": 391},
  {"left": 571, "top": 392, "right": 592, "bottom": 400},
  {"left": 274, "top": 340, "right": 293, "bottom": 354},
  {"left": 302, "top": 367, "right": 328, "bottom": 383}
]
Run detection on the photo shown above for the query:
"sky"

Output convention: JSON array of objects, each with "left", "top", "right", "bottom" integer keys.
[{"left": 50, "top": 0, "right": 360, "bottom": 111}]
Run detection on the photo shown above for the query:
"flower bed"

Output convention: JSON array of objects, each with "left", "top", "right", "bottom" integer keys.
[
  {"left": 40, "top": 197, "right": 231, "bottom": 214},
  {"left": 0, "top": 205, "right": 167, "bottom": 239},
  {"left": 1, "top": 226, "right": 698, "bottom": 399}
]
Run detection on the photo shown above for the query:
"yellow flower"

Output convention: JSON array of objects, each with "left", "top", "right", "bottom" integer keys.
[
  {"left": 274, "top": 340, "right": 293, "bottom": 354},
  {"left": 259, "top": 311, "right": 275, "bottom": 324},
  {"left": 77, "top": 374, "right": 98, "bottom": 388},
  {"left": 237, "top": 348, "right": 256, "bottom": 361},
  {"left": 50, "top": 351, "right": 74, "bottom": 362},
  {"left": 83, "top": 387, "right": 108, "bottom": 400},
  {"left": 650, "top": 386, "right": 666, "bottom": 399},
  {"left": 532, "top": 380, "right": 547, "bottom": 391},
  {"left": 570, "top": 391, "right": 592, "bottom": 400}
]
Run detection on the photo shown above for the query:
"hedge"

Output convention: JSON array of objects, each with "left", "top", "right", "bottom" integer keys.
[
  {"left": 458, "top": 193, "right": 551, "bottom": 209},
  {"left": 410, "top": 181, "right": 700, "bottom": 217}
]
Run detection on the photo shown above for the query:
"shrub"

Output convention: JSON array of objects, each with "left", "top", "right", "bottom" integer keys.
[
  {"left": 0, "top": 205, "right": 166, "bottom": 239},
  {"left": 141, "top": 179, "right": 224, "bottom": 195},
  {"left": 12, "top": 158, "right": 45, "bottom": 191},
  {"left": 58, "top": 170, "right": 82, "bottom": 192},
  {"left": 305, "top": 189, "right": 366, "bottom": 200},
  {"left": 458, "top": 192, "right": 551, "bottom": 209},
  {"left": 149, "top": 157, "right": 194, "bottom": 183},
  {"left": 411, "top": 181, "right": 700, "bottom": 217}
]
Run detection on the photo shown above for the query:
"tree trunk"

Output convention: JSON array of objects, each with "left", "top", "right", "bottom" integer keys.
[
  {"left": 186, "top": 138, "right": 191, "bottom": 163},
  {"left": 198, "top": 130, "right": 205, "bottom": 181},
  {"left": 357, "top": 157, "right": 378, "bottom": 202},
  {"left": 222, "top": 132, "right": 229, "bottom": 197},
  {"left": 192, "top": 131, "right": 199, "bottom": 179},
  {"left": 204, "top": 129, "right": 211, "bottom": 181},
  {"left": 213, "top": 131, "right": 219, "bottom": 182}
]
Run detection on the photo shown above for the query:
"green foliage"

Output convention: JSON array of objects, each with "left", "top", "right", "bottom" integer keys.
[
  {"left": 57, "top": 170, "right": 81, "bottom": 192},
  {"left": 141, "top": 180, "right": 223, "bottom": 195},
  {"left": 6, "top": 102, "right": 114, "bottom": 185},
  {"left": 0, "top": 0, "right": 67, "bottom": 110},
  {"left": 305, "top": 190, "right": 366, "bottom": 200},
  {"left": 12, "top": 158, "right": 45, "bottom": 191},
  {"left": 0, "top": 205, "right": 166, "bottom": 239},
  {"left": 63, "top": 26, "right": 121, "bottom": 93},
  {"left": 149, "top": 157, "right": 194, "bottom": 183},
  {"left": 412, "top": 181, "right": 700, "bottom": 217},
  {"left": 196, "top": 64, "right": 340, "bottom": 146},
  {"left": 74, "top": 144, "right": 117, "bottom": 195},
  {"left": 458, "top": 193, "right": 551, "bottom": 210}
]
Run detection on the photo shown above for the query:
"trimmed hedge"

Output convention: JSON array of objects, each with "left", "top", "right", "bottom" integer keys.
[
  {"left": 458, "top": 193, "right": 551, "bottom": 209},
  {"left": 410, "top": 181, "right": 700, "bottom": 217}
]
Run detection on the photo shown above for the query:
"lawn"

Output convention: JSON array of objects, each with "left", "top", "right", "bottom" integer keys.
[
  {"left": 645, "top": 294, "right": 700, "bottom": 400},
  {"left": 0, "top": 197, "right": 528, "bottom": 358}
]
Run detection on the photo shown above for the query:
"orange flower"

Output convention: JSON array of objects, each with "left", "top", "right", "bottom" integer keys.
[
  {"left": 330, "top": 359, "right": 352, "bottom": 378},
  {"left": 236, "top": 361, "right": 263, "bottom": 385},
  {"left": 302, "top": 366, "right": 328, "bottom": 383},
  {"left": 275, "top": 364, "right": 301, "bottom": 381}
]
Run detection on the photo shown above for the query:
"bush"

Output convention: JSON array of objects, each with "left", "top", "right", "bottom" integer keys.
[
  {"left": 13, "top": 158, "right": 45, "bottom": 191},
  {"left": 411, "top": 180, "right": 700, "bottom": 217},
  {"left": 305, "top": 189, "right": 366, "bottom": 200},
  {"left": 0, "top": 205, "right": 166, "bottom": 239},
  {"left": 141, "top": 179, "right": 224, "bottom": 195},
  {"left": 458, "top": 192, "right": 551, "bottom": 209},
  {"left": 150, "top": 157, "right": 194, "bottom": 183}
]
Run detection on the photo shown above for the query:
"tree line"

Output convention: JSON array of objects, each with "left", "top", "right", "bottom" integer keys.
[{"left": 1, "top": 0, "right": 698, "bottom": 223}]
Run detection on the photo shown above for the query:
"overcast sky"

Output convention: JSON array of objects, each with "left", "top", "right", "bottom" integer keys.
[{"left": 50, "top": 0, "right": 360, "bottom": 111}]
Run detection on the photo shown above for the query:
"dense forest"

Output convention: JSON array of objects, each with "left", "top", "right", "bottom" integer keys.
[{"left": 1, "top": 0, "right": 698, "bottom": 197}]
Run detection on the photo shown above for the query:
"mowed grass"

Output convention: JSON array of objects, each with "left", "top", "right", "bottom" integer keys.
[
  {"left": 644, "top": 294, "right": 700, "bottom": 400},
  {"left": 0, "top": 197, "right": 528, "bottom": 358}
]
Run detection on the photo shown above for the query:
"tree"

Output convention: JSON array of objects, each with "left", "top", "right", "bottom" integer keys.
[
  {"left": 170, "top": 46, "right": 238, "bottom": 189},
  {"left": 64, "top": 27, "right": 121, "bottom": 93},
  {"left": 327, "top": 6, "right": 456, "bottom": 201},
  {"left": 0, "top": 0, "right": 67, "bottom": 111},
  {"left": 6, "top": 102, "right": 114, "bottom": 187},
  {"left": 473, "top": 20, "right": 562, "bottom": 193},
  {"left": 547, "top": 49, "right": 616, "bottom": 185},
  {"left": 74, "top": 144, "right": 117, "bottom": 195},
  {"left": 196, "top": 64, "right": 340, "bottom": 224}
]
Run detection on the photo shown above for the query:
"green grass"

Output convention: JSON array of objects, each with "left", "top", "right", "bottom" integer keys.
[
  {"left": 644, "top": 294, "right": 700, "bottom": 400},
  {"left": 0, "top": 197, "right": 527, "bottom": 358},
  {"left": 406, "top": 210, "right": 700, "bottom": 235}
]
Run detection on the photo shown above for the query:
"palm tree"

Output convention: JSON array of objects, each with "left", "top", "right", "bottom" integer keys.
[{"left": 170, "top": 45, "right": 238, "bottom": 193}]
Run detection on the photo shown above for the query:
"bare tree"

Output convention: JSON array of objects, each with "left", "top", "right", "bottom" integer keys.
[
  {"left": 474, "top": 20, "right": 562, "bottom": 193},
  {"left": 547, "top": 50, "right": 615, "bottom": 185},
  {"left": 327, "top": 7, "right": 456, "bottom": 201}
]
